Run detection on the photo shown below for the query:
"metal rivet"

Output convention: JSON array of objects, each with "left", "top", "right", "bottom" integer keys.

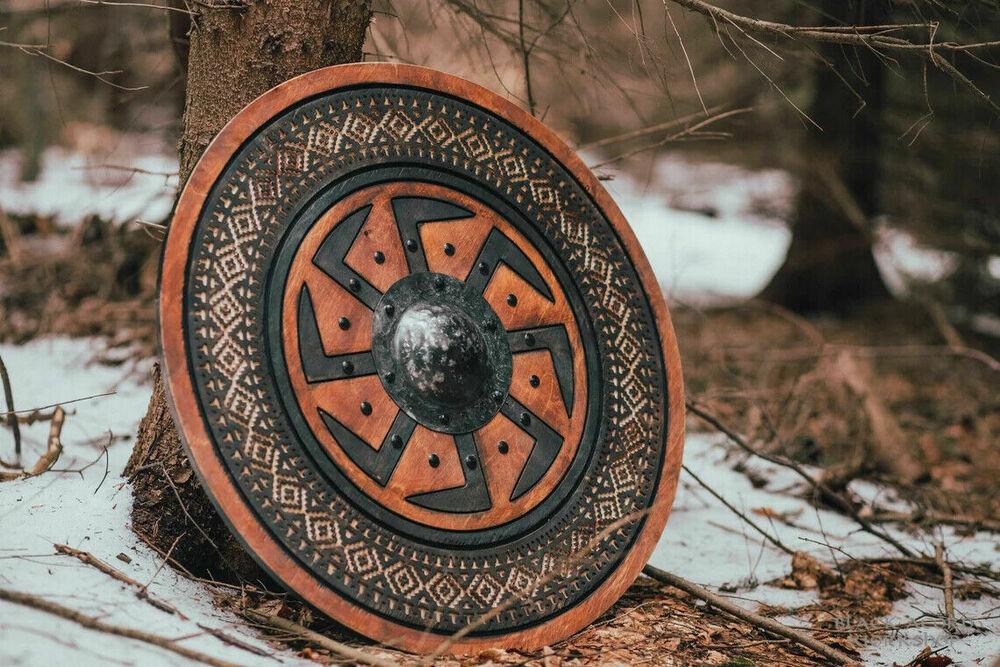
[
  {"left": 478, "top": 261, "right": 489, "bottom": 275},
  {"left": 484, "top": 320, "right": 496, "bottom": 332},
  {"left": 338, "top": 317, "right": 351, "bottom": 330},
  {"left": 465, "top": 455, "right": 478, "bottom": 469},
  {"left": 523, "top": 333, "right": 535, "bottom": 346},
  {"left": 360, "top": 401, "right": 372, "bottom": 416},
  {"left": 438, "top": 413, "right": 450, "bottom": 425},
  {"left": 498, "top": 441, "right": 509, "bottom": 454},
  {"left": 349, "top": 278, "right": 361, "bottom": 292},
  {"left": 443, "top": 242, "right": 455, "bottom": 256},
  {"left": 342, "top": 360, "right": 354, "bottom": 375},
  {"left": 529, "top": 375, "right": 540, "bottom": 388},
  {"left": 406, "top": 239, "right": 418, "bottom": 252},
  {"left": 390, "top": 434, "right": 403, "bottom": 449},
  {"left": 434, "top": 276, "right": 446, "bottom": 290},
  {"left": 519, "top": 412, "right": 531, "bottom": 426},
  {"left": 383, "top": 371, "right": 395, "bottom": 384},
  {"left": 384, "top": 303, "right": 395, "bottom": 317},
  {"left": 428, "top": 453, "right": 440, "bottom": 468},
  {"left": 491, "top": 390, "right": 503, "bottom": 401},
  {"left": 373, "top": 250, "right": 385, "bottom": 264},
  {"left": 506, "top": 293, "right": 518, "bottom": 307}
]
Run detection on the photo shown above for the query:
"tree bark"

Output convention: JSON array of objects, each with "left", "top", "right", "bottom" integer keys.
[
  {"left": 126, "top": 0, "right": 371, "bottom": 582},
  {"left": 760, "top": 0, "right": 892, "bottom": 313}
]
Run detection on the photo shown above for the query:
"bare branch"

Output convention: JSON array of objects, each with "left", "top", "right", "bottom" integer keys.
[
  {"left": 643, "top": 565, "right": 859, "bottom": 665},
  {"left": 0, "top": 588, "right": 241, "bottom": 667},
  {"left": 665, "top": 0, "right": 1000, "bottom": 116},
  {"left": 685, "top": 400, "right": 917, "bottom": 557}
]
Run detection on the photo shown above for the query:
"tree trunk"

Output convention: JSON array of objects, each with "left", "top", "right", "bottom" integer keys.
[
  {"left": 760, "top": 0, "right": 892, "bottom": 313},
  {"left": 125, "top": 0, "right": 371, "bottom": 582}
]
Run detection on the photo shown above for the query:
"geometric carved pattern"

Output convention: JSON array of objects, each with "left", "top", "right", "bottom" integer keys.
[{"left": 164, "top": 65, "right": 682, "bottom": 652}]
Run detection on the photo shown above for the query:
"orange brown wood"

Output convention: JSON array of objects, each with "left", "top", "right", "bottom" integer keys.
[{"left": 160, "top": 63, "right": 685, "bottom": 654}]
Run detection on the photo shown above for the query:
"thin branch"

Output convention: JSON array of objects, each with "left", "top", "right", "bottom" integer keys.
[
  {"left": 578, "top": 104, "right": 727, "bottom": 150},
  {"left": 0, "top": 352, "right": 22, "bottom": 464},
  {"left": 685, "top": 400, "right": 916, "bottom": 557},
  {"left": 589, "top": 107, "right": 752, "bottom": 167},
  {"left": 682, "top": 464, "right": 794, "bottom": 555},
  {"left": 0, "top": 390, "right": 116, "bottom": 419},
  {"left": 665, "top": 0, "right": 1000, "bottom": 116},
  {"left": 243, "top": 611, "right": 397, "bottom": 667},
  {"left": 54, "top": 543, "right": 182, "bottom": 617},
  {"left": 642, "top": 565, "right": 859, "bottom": 665},
  {"left": 77, "top": 0, "right": 197, "bottom": 14},
  {"left": 664, "top": 2, "right": 707, "bottom": 114},
  {"left": 934, "top": 544, "right": 956, "bottom": 634},
  {"left": 10, "top": 44, "right": 148, "bottom": 92},
  {"left": 0, "top": 588, "right": 241, "bottom": 667},
  {"left": 518, "top": 0, "right": 536, "bottom": 115}
]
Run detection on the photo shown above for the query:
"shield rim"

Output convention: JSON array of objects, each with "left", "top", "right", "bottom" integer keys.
[{"left": 160, "top": 63, "right": 685, "bottom": 653}]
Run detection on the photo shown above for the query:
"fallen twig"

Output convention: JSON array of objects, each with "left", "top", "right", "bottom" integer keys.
[
  {"left": 31, "top": 405, "right": 66, "bottom": 475},
  {"left": 243, "top": 610, "right": 397, "bottom": 667},
  {"left": 686, "top": 400, "right": 916, "bottom": 557},
  {"left": 196, "top": 623, "right": 273, "bottom": 659},
  {"left": 683, "top": 464, "right": 794, "bottom": 555},
  {"left": 870, "top": 510, "right": 1000, "bottom": 534},
  {"left": 0, "top": 587, "right": 241, "bottom": 667},
  {"left": 835, "top": 351, "right": 923, "bottom": 483},
  {"left": 0, "top": 350, "right": 22, "bottom": 465},
  {"left": 0, "top": 406, "right": 66, "bottom": 481},
  {"left": 642, "top": 564, "right": 859, "bottom": 665},
  {"left": 862, "top": 555, "right": 1000, "bottom": 584},
  {"left": 55, "top": 543, "right": 183, "bottom": 617},
  {"left": 934, "top": 544, "right": 956, "bottom": 634}
]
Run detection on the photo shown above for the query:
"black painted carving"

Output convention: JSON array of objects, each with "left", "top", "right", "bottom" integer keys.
[
  {"left": 407, "top": 433, "right": 492, "bottom": 512},
  {"left": 298, "top": 285, "right": 376, "bottom": 382},
  {"left": 319, "top": 409, "right": 417, "bottom": 486},
  {"left": 463, "top": 228, "right": 553, "bottom": 301},
  {"left": 501, "top": 396, "right": 565, "bottom": 501},
  {"left": 508, "top": 325, "right": 575, "bottom": 416},
  {"left": 391, "top": 197, "right": 473, "bottom": 274}
]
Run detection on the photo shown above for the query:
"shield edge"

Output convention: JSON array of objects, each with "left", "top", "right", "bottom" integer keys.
[{"left": 159, "top": 63, "right": 685, "bottom": 653}]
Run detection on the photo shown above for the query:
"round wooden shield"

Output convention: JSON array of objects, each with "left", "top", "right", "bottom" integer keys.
[{"left": 161, "top": 64, "right": 684, "bottom": 653}]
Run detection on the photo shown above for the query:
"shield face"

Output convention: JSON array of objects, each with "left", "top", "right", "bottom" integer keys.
[{"left": 161, "top": 65, "right": 684, "bottom": 653}]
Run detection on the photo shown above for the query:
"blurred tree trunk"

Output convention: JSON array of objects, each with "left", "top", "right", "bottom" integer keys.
[
  {"left": 125, "top": 0, "right": 371, "bottom": 582},
  {"left": 761, "top": 0, "right": 891, "bottom": 313}
]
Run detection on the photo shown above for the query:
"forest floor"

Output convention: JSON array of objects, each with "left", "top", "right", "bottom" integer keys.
[{"left": 0, "top": 148, "right": 998, "bottom": 666}]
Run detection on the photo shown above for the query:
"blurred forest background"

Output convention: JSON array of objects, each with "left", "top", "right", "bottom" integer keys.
[{"left": 1, "top": 1, "right": 999, "bottom": 663}]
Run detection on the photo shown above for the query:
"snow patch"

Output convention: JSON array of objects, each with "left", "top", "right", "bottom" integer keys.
[
  {"left": 0, "top": 338, "right": 302, "bottom": 666},
  {"left": 0, "top": 148, "right": 177, "bottom": 225}
]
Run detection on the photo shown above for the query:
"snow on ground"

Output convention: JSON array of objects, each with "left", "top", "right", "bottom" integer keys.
[
  {"left": 0, "top": 147, "right": 177, "bottom": 226},
  {"left": 651, "top": 434, "right": 1000, "bottom": 665},
  {"left": 599, "top": 156, "right": 794, "bottom": 302},
  {"left": 0, "top": 339, "right": 302, "bottom": 666},
  {"left": 0, "top": 150, "right": 997, "bottom": 665},
  {"left": 0, "top": 147, "right": 956, "bottom": 304},
  {"left": 1, "top": 341, "right": 996, "bottom": 665}
]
